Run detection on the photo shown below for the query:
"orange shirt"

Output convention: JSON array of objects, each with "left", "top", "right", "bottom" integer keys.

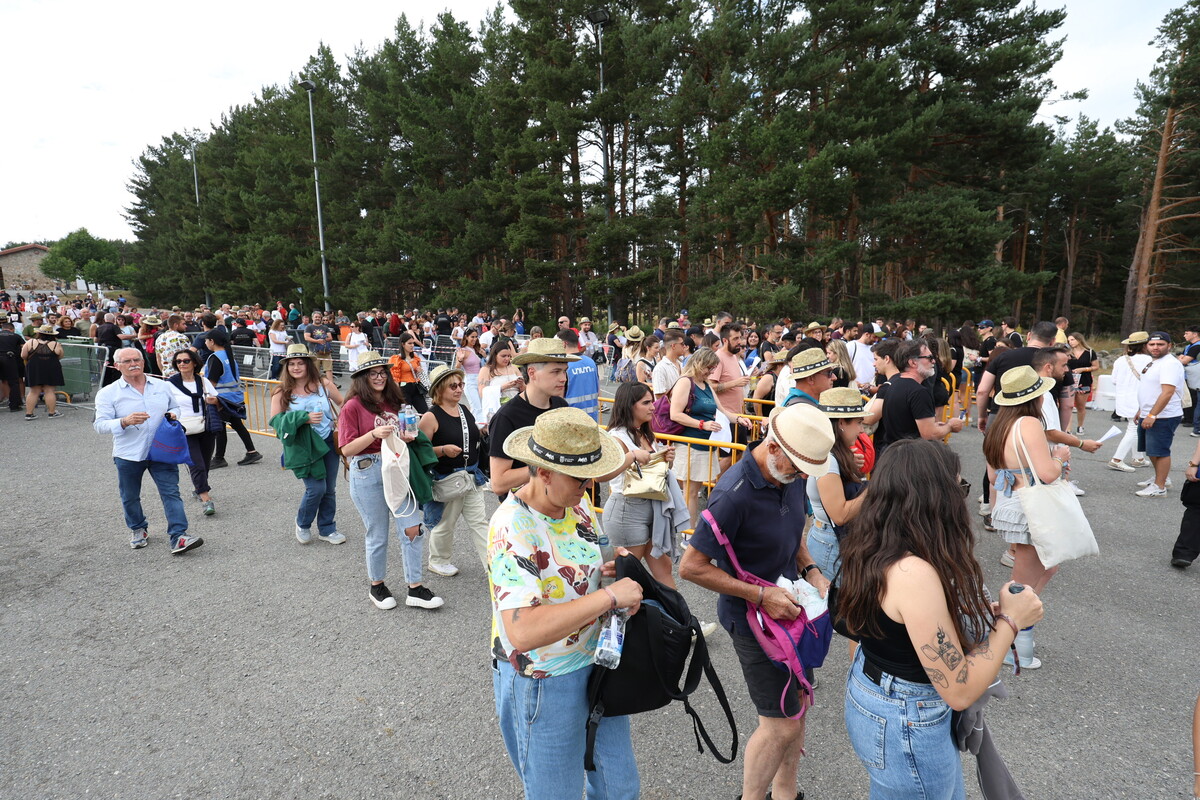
[{"left": 389, "top": 354, "right": 421, "bottom": 384}]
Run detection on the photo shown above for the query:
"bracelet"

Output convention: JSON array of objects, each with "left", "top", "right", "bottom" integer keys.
[
  {"left": 995, "top": 613, "right": 1019, "bottom": 638},
  {"left": 1075, "top": 436, "right": 1083, "bottom": 448},
  {"left": 800, "top": 563, "right": 820, "bottom": 580},
  {"left": 757, "top": 586, "right": 765, "bottom": 607},
  {"left": 603, "top": 587, "right": 618, "bottom": 611}
]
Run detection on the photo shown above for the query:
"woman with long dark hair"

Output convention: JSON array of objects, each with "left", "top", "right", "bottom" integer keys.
[
  {"left": 1066, "top": 332, "right": 1099, "bottom": 435},
  {"left": 477, "top": 342, "right": 524, "bottom": 424},
  {"left": 455, "top": 328, "right": 485, "bottom": 418},
  {"left": 807, "top": 387, "right": 869, "bottom": 582},
  {"left": 167, "top": 348, "right": 220, "bottom": 516},
  {"left": 270, "top": 345, "right": 345, "bottom": 545},
  {"left": 838, "top": 439, "right": 1044, "bottom": 798},
  {"left": 387, "top": 332, "right": 428, "bottom": 414}
]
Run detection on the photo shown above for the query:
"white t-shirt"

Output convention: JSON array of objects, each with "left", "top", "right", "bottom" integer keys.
[
  {"left": 269, "top": 329, "right": 291, "bottom": 355},
  {"left": 1040, "top": 392, "right": 1061, "bottom": 432},
  {"left": 847, "top": 340, "right": 876, "bottom": 386},
  {"left": 1138, "top": 354, "right": 1186, "bottom": 418},
  {"left": 479, "top": 330, "right": 496, "bottom": 351},
  {"left": 1111, "top": 353, "right": 1152, "bottom": 419},
  {"left": 652, "top": 358, "right": 681, "bottom": 396}
]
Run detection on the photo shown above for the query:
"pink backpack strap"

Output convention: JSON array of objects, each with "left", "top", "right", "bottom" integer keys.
[{"left": 700, "top": 508, "right": 757, "bottom": 584}]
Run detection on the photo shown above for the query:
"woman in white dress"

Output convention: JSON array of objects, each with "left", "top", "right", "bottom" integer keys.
[{"left": 344, "top": 320, "right": 370, "bottom": 371}]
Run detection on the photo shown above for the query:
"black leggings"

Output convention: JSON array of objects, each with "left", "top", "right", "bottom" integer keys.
[
  {"left": 186, "top": 431, "right": 216, "bottom": 494},
  {"left": 214, "top": 416, "right": 256, "bottom": 459}
]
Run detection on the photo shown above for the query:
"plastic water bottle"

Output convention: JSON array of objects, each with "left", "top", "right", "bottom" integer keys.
[
  {"left": 596, "top": 528, "right": 615, "bottom": 567},
  {"left": 594, "top": 610, "right": 628, "bottom": 669},
  {"left": 400, "top": 405, "right": 417, "bottom": 435}
]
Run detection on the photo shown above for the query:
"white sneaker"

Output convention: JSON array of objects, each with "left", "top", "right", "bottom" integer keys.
[
  {"left": 1000, "top": 550, "right": 1015, "bottom": 567},
  {"left": 699, "top": 620, "right": 719, "bottom": 638},
  {"left": 1003, "top": 651, "right": 1042, "bottom": 670},
  {"left": 1137, "top": 476, "right": 1172, "bottom": 488},
  {"left": 1106, "top": 460, "right": 1135, "bottom": 472},
  {"left": 1128, "top": 458, "right": 1150, "bottom": 468},
  {"left": 979, "top": 502, "right": 992, "bottom": 516},
  {"left": 317, "top": 531, "right": 346, "bottom": 545},
  {"left": 295, "top": 524, "right": 312, "bottom": 544},
  {"left": 1135, "top": 484, "right": 1167, "bottom": 497},
  {"left": 1068, "top": 481, "right": 1085, "bottom": 497},
  {"left": 428, "top": 562, "right": 459, "bottom": 577}
]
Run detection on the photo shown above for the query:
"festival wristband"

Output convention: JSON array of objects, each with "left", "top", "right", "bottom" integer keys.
[{"left": 603, "top": 587, "right": 618, "bottom": 611}]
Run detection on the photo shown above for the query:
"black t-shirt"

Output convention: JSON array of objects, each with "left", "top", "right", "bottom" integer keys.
[
  {"left": 759, "top": 340, "right": 779, "bottom": 357},
  {"left": 1005, "top": 331, "right": 1023, "bottom": 348},
  {"left": 876, "top": 376, "right": 935, "bottom": 452},
  {"left": 978, "top": 335, "right": 997, "bottom": 363},
  {"left": 0, "top": 330, "right": 23, "bottom": 357},
  {"left": 983, "top": 346, "right": 1037, "bottom": 414},
  {"left": 430, "top": 404, "right": 481, "bottom": 474},
  {"left": 94, "top": 322, "right": 122, "bottom": 350},
  {"left": 435, "top": 314, "right": 453, "bottom": 336},
  {"left": 230, "top": 327, "right": 258, "bottom": 348},
  {"left": 488, "top": 393, "right": 569, "bottom": 472}
]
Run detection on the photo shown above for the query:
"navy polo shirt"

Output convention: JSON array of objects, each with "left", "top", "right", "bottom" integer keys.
[{"left": 687, "top": 441, "right": 808, "bottom": 635}]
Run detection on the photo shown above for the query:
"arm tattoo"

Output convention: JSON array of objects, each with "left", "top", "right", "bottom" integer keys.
[
  {"left": 955, "top": 666, "right": 968, "bottom": 684},
  {"left": 920, "top": 627, "right": 964, "bottom": 670},
  {"left": 925, "top": 668, "right": 949, "bottom": 688},
  {"left": 511, "top": 608, "right": 522, "bottom": 623}
]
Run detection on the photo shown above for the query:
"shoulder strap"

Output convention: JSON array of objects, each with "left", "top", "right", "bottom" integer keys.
[
  {"left": 1125, "top": 355, "right": 1141, "bottom": 380},
  {"left": 1012, "top": 422, "right": 1045, "bottom": 488}
]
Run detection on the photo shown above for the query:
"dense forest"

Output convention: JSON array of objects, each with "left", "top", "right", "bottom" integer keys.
[{"left": 107, "top": 0, "right": 1199, "bottom": 331}]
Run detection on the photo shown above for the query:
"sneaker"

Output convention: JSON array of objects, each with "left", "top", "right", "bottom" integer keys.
[
  {"left": 699, "top": 620, "right": 719, "bottom": 638},
  {"left": 1171, "top": 557, "right": 1192, "bottom": 569},
  {"left": 1075, "top": 426, "right": 1084, "bottom": 435},
  {"left": 238, "top": 452, "right": 263, "bottom": 466},
  {"left": 130, "top": 528, "right": 149, "bottom": 549},
  {"left": 983, "top": 515, "right": 996, "bottom": 532},
  {"left": 428, "top": 562, "right": 459, "bottom": 577},
  {"left": 209, "top": 457, "right": 229, "bottom": 470},
  {"left": 406, "top": 585, "right": 445, "bottom": 609},
  {"left": 1191, "top": 431, "right": 1200, "bottom": 438},
  {"left": 979, "top": 502, "right": 992, "bottom": 516},
  {"left": 24, "top": 414, "right": 35, "bottom": 421},
  {"left": 369, "top": 582, "right": 398, "bottom": 609},
  {"left": 1135, "top": 484, "right": 1167, "bottom": 497},
  {"left": 295, "top": 524, "right": 312, "bottom": 544},
  {"left": 317, "top": 531, "right": 346, "bottom": 545},
  {"left": 1003, "top": 651, "right": 1042, "bottom": 670},
  {"left": 1107, "top": 459, "right": 1135, "bottom": 472},
  {"left": 171, "top": 535, "right": 204, "bottom": 555},
  {"left": 47, "top": 411, "right": 64, "bottom": 418},
  {"left": 1000, "top": 549, "right": 1015, "bottom": 567},
  {"left": 1137, "top": 476, "right": 1172, "bottom": 488},
  {"left": 1068, "top": 481, "right": 1085, "bottom": 497},
  {"left": 1128, "top": 458, "right": 1150, "bottom": 468},
  {"left": 202, "top": 500, "right": 216, "bottom": 516}
]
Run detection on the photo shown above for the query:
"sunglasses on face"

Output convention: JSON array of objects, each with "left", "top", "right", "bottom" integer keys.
[
  {"left": 174, "top": 358, "right": 194, "bottom": 366},
  {"left": 444, "top": 382, "right": 464, "bottom": 390}
]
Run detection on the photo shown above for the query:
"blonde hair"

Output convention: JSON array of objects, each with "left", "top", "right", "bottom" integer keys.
[
  {"left": 682, "top": 347, "right": 720, "bottom": 378},
  {"left": 826, "top": 339, "right": 855, "bottom": 378}
]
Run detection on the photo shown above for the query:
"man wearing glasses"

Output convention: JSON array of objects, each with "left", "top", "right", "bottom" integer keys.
[
  {"left": 873, "top": 340, "right": 962, "bottom": 456},
  {"left": 93, "top": 348, "right": 201, "bottom": 555}
]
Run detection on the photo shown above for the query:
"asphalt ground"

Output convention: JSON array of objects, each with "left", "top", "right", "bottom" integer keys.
[{"left": 1, "top": 396, "right": 1197, "bottom": 800}]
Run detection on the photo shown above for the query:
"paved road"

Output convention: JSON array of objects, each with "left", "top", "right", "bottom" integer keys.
[{"left": 1, "top": 403, "right": 1197, "bottom": 799}]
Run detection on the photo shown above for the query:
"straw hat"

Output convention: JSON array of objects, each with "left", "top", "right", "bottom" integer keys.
[
  {"left": 142, "top": 315, "right": 163, "bottom": 326},
  {"left": 35, "top": 324, "right": 57, "bottom": 335},
  {"left": 579, "top": 317, "right": 592, "bottom": 324},
  {"left": 623, "top": 326, "right": 646, "bottom": 343},
  {"left": 702, "top": 318, "right": 714, "bottom": 327},
  {"left": 512, "top": 337, "right": 582, "bottom": 365},
  {"left": 280, "top": 344, "right": 315, "bottom": 363},
  {"left": 667, "top": 321, "right": 681, "bottom": 329},
  {"left": 765, "top": 404, "right": 834, "bottom": 477},
  {"left": 789, "top": 348, "right": 833, "bottom": 379},
  {"left": 765, "top": 349, "right": 790, "bottom": 367},
  {"left": 351, "top": 351, "right": 390, "bottom": 377},
  {"left": 608, "top": 322, "right": 622, "bottom": 333},
  {"left": 995, "top": 365, "right": 1053, "bottom": 406},
  {"left": 818, "top": 387, "right": 867, "bottom": 418},
  {"left": 428, "top": 363, "right": 466, "bottom": 394},
  {"left": 803, "top": 321, "right": 825, "bottom": 334},
  {"left": 503, "top": 407, "right": 626, "bottom": 479},
  {"left": 1120, "top": 331, "right": 1149, "bottom": 345}
]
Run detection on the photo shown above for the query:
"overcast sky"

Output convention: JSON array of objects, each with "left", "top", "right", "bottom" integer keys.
[{"left": 0, "top": 0, "right": 1179, "bottom": 245}]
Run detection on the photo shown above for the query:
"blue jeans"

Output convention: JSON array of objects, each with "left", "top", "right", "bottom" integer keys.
[
  {"left": 807, "top": 519, "right": 842, "bottom": 584},
  {"left": 844, "top": 649, "right": 963, "bottom": 800},
  {"left": 493, "top": 660, "right": 638, "bottom": 800},
  {"left": 114, "top": 457, "right": 188, "bottom": 545},
  {"left": 296, "top": 434, "right": 339, "bottom": 536},
  {"left": 347, "top": 454, "right": 425, "bottom": 584},
  {"left": 269, "top": 354, "right": 284, "bottom": 380}
]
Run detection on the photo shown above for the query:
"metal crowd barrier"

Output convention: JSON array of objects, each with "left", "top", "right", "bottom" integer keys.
[
  {"left": 58, "top": 341, "right": 110, "bottom": 404},
  {"left": 242, "top": 377, "right": 279, "bottom": 438}
]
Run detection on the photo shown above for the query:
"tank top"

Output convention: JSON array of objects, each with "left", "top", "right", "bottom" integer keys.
[
  {"left": 290, "top": 386, "right": 334, "bottom": 439},
  {"left": 461, "top": 349, "right": 482, "bottom": 376},
  {"left": 687, "top": 382, "right": 717, "bottom": 450},
  {"left": 858, "top": 607, "right": 931, "bottom": 684},
  {"left": 429, "top": 404, "right": 480, "bottom": 474}
]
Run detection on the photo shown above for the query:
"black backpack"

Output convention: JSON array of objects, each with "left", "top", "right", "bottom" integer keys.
[{"left": 584, "top": 554, "right": 738, "bottom": 771}]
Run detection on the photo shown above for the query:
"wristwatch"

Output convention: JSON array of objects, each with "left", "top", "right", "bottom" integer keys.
[{"left": 800, "top": 563, "right": 821, "bottom": 580}]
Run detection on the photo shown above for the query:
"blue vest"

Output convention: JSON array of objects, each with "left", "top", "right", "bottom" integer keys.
[
  {"left": 206, "top": 349, "right": 244, "bottom": 403},
  {"left": 565, "top": 356, "right": 600, "bottom": 421}
]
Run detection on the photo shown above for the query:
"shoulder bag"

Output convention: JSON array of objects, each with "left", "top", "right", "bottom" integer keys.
[
  {"left": 1012, "top": 425, "right": 1098, "bottom": 568},
  {"left": 430, "top": 407, "right": 475, "bottom": 502},
  {"left": 652, "top": 377, "right": 695, "bottom": 436},
  {"left": 622, "top": 447, "right": 670, "bottom": 500}
]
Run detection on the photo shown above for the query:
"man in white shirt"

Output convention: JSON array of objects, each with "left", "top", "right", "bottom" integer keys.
[
  {"left": 578, "top": 318, "right": 600, "bottom": 358},
  {"left": 846, "top": 327, "right": 878, "bottom": 390},
  {"left": 652, "top": 329, "right": 687, "bottom": 398},
  {"left": 1135, "top": 331, "right": 1187, "bottom": 496},
  {"left": 479, "top": 320, "right": 499, "bottom": 352}
]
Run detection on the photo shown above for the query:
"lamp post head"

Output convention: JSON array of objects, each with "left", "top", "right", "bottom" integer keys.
[
  {"left": 297, "top": 79, "right": 317, "bottom": 92},
  {"left": 586, "top": 8, "right": 611, "bottom": 25}
]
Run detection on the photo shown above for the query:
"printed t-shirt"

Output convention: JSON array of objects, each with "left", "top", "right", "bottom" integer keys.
[
  {"left": 488, "top": 393, "right": 569, "bottom": 471},
  {"left": 488, "top": 494, "right": 604, "bottom": 678},
  {"left": 338, "top": 397, "right": 399, "bottom": 455},
  {"left": 875, "top": 376, "right": 935, "bottom": 451}
]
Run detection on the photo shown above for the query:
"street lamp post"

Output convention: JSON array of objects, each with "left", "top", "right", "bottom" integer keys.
[
  {"left": 586, "top": 8, "right": 614, "bottom": 326},
  {"left": 297, "top": 79, "right": 332, "bottom": 313},
  {"left": 187, "top": 139, "right": 212, "bottom": 307}
]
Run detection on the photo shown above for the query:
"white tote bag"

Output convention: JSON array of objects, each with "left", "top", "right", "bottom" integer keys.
[
  {"left": 381, "top": 432, "right": 420, "bottom": 518},
  {"left": 1012, "top": 426, "right": 1098, "bottom": 568}
]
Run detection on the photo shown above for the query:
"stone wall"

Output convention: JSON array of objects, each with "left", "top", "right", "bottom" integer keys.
[{"left": 0, "top": 246, "right": 53, "bottom": 291}]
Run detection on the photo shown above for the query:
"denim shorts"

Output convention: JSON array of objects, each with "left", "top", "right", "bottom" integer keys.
[
  {"left": 1136, "top": 415, "right": 1182, "bottom": 458},
  {"left": 844, "top": 649, "right": 964, "bottom": 799},
  {"left": 807, "top": 519, "right": 842, "bottom": 585},
  {"left": 729, "top": 630, "right": 802, "bottom": 718}
]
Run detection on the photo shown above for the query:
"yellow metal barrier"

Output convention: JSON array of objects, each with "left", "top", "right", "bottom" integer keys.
[{"left": 243, "top": 377, "right": 280, "bottom": 438}]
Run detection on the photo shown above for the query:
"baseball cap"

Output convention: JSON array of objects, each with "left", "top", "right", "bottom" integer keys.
[
  {"left": 1147, "top": 331, "right": 1172, "bottom": 343},
  {"left": 977, "top": 319, "right": 994, "bottom": 328}
]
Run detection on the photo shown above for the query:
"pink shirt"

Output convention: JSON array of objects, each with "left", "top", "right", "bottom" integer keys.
[
  {"left": 338, "top": 397, "right": 399, "bottom": 455},
  {"left": 712, "top": 347, "right": 748, "bottom": 418}
]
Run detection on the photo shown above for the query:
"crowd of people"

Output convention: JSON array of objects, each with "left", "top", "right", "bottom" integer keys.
[{"left": 6, "top": 284, "right": 1199, "bottom": 798}]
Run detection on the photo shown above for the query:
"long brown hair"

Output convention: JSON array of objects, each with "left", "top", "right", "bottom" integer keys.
[
  {"left": 830, "top": 419, "right": 864, "bottom": 484},
  {"left": 272, "top": 357, "right": 322, "bottom": 412},
  {"left": 346, "top": 369, "right": 404, "bottom": 416},
  {"left": 837, "top": 439, "right": 990, "bottom": 651},
  {"left": 609, "top": 382, "right": 654, "bottom": 448},
  {"left": 982, "top": 400, "right": 1043, "bottom": 470}
]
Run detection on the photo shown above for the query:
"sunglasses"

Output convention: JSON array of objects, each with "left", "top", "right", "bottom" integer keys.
[
  {"left": 444, "top": 382, "right": 464, "bottom": 390},
  {"left": 174, "top": 358, "right": 195, "bottom": 366}
]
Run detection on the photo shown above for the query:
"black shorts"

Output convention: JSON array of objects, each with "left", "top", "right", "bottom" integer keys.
[{"left": 729, "top": 630, "right": 802, "bottom": 718}]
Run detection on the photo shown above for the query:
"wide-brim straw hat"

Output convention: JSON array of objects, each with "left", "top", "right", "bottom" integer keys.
[
  {"left": 351, "top": 351, "right": 390, "bottom": 376},
  {"left": 818, "top": 387, "right": 867, "bottom": 418},
  {"left": 35, "top": 324, "right": 57, "bottom": 335},
  {"left": 608, "top": 322, "right": 622, "bottom": 333},
  {"left": 766, "top": 404, "right": 834, "bottom": 477},
  {"left": 1121, "top": 331, "right": 1150, "bottom": 345},
  {"left": 667, "top": 321, "right": 681, "bottom": 329},
  {"left": 280, "top": 344, "right": 316, "bottom": 363},
  {"left": 512, "top": 337, "right": 581, "bottom": 365},
  {"left": 789, "top": 347, "right": 834, "bottom": 379},
  {"left": 503, "top": 407, "right": 626, "bottom": 479},
  {"left": 765, "top": 349, "right": 790, "bottom": 367},
  {"left": 142, "top": 315, "right": 163, "bottom": 326},
  {"left": 428, "top": 363, "right": 466, "bottom": 393},
  {"left": 579, "top": 317, "right": 591, "bottom": 324},
  {"left": 702, "top": 318, "right": 714, "bottom": 327},
  {"left": 622, "top": 326, "right": 646, "bottom": 343},
  {"left": 804, "top": 321, "right": 825, "bottom": 334},
  {"left": 996, "top": 365, "right": 1052, "bottom": 406}
]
